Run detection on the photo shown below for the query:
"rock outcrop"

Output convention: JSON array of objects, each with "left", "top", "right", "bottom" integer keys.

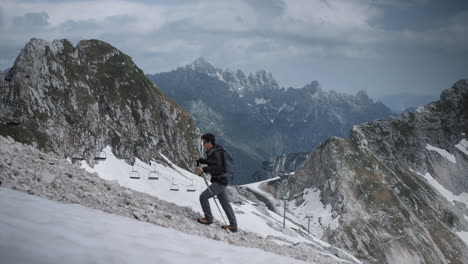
[
  {"left": 0, "top": 38, "right": 199, "bottom": 169},
  {"left": 277, "top": 80, "right": 468, "bottom": 263}
]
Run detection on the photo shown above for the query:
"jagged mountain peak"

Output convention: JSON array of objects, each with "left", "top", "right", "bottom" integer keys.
[
  {"left": 183, "top": 58, "right": 279, "bottom": 92},
  {"left": 187, "top": 57, "right": 218, "bottom": 75},
  {"left": 1, "top": 38, "right": 200, "bottom": 170},
  {"left": 355, "top": 90, "right": 372, "bottom": 104},
  {"left": 441, "top": 79, "right": 468, "bottom": 105},
  {"left": 192, "top": 56, "right": 211, "bottom": 65},
  {"left": 303, "top": 80, "right": 322, "bottom": 94},
  {"left": 25, "top": 37, "right": 50, "bottom": 48},
  {"left": 12, "top": 38, "right": 126, "bottom": 75},
  {"left": 236, "top": 69, "right": 246, "bottom": 79},
  {"left": 248, "top": 70, "right": 279, "bottom": 90},
  {"left": 355, "top": 89, "right": 368, "bottom": 98}
]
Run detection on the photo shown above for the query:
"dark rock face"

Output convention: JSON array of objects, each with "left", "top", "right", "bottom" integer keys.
[
  {"left": 282, "top": 80, "right": 468, "bottom": 263},
  {"left": 0, "top": 38, "right": 199, "bottom": 169},
  {"left": 148, "top": 58, "right": 393, "bottom": 183},
  {"left": 250, "top": 152, "right": 311, "bottom": 182}
]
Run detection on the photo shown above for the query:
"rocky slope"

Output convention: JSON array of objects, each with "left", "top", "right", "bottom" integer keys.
[
  {"left": 148, "top": 58, "right": 393, "bottom": 183},
  {"left": 260, "top": 80, "right": 468, "bottom": 263},
  {"left": 0, "top": 135, "right": 361, "bottom": 264},
  {"left": 0, "top": 38, "right": 199, "bottom": 169}
]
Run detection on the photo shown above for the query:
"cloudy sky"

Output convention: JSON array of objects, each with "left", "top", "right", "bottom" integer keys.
[{"left": 0, "top": 0, "right": 467, "bottom": 98}]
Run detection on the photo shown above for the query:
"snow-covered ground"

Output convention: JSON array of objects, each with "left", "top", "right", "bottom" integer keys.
[
  {"left": 288, "top": 187, "right": 339, "bottom": 238},
  {"left": 0, "top": 187, "right": 310, "bottom": 264},
  {"left": 0, "top": 136, "right": 360, "bottom": 264},
  {"left": 81, "top": 148, "right": 316, "bottom": 244},
  {"left": 80, "top": 146, "right": 359, "bottom": 262},
  {"left": 81, "top": 148, "right": 207, "bottom": 214},
  {"left": 244, "top": 177, "right": 338, "bottom": 240}
]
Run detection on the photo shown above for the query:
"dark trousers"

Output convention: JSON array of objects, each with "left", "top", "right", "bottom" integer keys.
[{"left": 199, "top": 182, "right": 237, "bottom": 227}]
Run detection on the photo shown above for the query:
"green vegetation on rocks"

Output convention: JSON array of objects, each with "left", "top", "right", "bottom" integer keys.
[{"left": 0, "top": 38, "right": 199, "bottom": 170}]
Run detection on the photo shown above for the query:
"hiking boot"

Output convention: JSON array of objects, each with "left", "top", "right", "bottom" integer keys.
[
  {"left": 221, "top": 225, "right": 237, "bottom": 232},
  {"left": 197, "top": 218, "right": 213, "bottom": 225}
]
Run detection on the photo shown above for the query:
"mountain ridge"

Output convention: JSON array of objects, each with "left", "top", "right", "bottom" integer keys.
[
  {"left": 148, "top": 58, "right": 393, "bottom": 183},
  {"left": 257, "top": 79, "right": 468, "bottom": 263},
  {"left": 0, "top": 38, "right": 199, "bottom": 169}
]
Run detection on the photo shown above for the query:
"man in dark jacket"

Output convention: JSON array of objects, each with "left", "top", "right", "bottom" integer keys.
[{"left": 195, "top": 133, "right": 237, "bottom": 232}]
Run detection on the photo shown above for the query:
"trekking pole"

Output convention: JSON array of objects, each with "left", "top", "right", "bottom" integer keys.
[{"left": 198, "top": 161, "right": 227, "bottom": 225}]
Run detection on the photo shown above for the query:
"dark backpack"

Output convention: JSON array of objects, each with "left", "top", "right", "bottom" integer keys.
[{"left": 222, "top": 149, "right": 234, "bottom": 184}]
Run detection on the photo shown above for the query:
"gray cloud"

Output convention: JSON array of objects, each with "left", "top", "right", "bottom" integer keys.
[
  {"left": 104, "top": 14, "right": 136, "bottom": 25},
  {"left": 0, "top": 8, "right": 5, "bottom": 28},
  {"left": 61, "top": 19, "right": 98, "bottom": 32},
  {"left": 12, "top": 11, "right": 49, "bottom": 30},
  {"left": 243, "top": 0, "right": 286, "bottom": 17},
  {"left": 0, "top": 0, "right": 466, "bottom": 98}
]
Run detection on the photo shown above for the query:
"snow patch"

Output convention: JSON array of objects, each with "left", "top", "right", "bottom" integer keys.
[
  {"left": 255, "top": 97, "right": 268, "bottom": 105},
  {"left": 245, "top": 179, "right": 337, "bottom": 247},
  {"left": 278, "top": 104, "right": 291, "bottom": 113},
  {"left": 81, "top": 147, "right": 208, "bottom": 212},
  {"left": 455, "top": 139, "right": 468, "bottom": 156},
  {"left": 425, "top": 144, "right": 456, "bottom": 163},
  {"left": 416, "top": 170, "right": 468, "bottom": 206},
  {"left": 415, "top": 106, "right": 426, "bottom": 113},
  {"left": 288, "top": 187, "right": 338, "bottom": 238},
  {"left": 216, "top": 71, "right": 225, "bottom": 82}
]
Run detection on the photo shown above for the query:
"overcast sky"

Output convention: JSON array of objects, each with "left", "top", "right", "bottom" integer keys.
[{"left": 0, "top": 0, "right": 467, "bottom": 98}]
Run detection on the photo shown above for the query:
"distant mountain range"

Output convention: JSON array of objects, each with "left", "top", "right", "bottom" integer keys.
[
  {"left": 148, "top": 58, "right": 393, "bottom": 183},
  {"left": 377, "top": 93, "right": 438, "bottom": 113}
]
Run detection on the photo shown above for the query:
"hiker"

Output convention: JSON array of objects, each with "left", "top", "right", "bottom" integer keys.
[{"left": 195, "top": 133, "right": 238, "bottom": 232}]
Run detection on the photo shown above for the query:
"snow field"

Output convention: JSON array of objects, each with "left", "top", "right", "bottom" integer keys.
[
  {"left": 0, "top": 136, "right": 357, "bottom": 264},
  {"left": 0, "top": 188, "right": 311, "bottom": 264}
]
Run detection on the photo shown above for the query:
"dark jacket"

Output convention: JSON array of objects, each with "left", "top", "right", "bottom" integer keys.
[{"left": 199, "top": 144, "right": 228, "bottom": 185}]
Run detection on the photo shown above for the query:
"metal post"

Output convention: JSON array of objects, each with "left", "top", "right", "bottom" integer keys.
[
  {"left": 279, "top": 170, "right": 289, "bottom": 229},
  {"left": 283, "top": 197, "right": 287, "bottom": 228},
  {"left": 306, "top": 216, "right": 312, "bottom": 236}
]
